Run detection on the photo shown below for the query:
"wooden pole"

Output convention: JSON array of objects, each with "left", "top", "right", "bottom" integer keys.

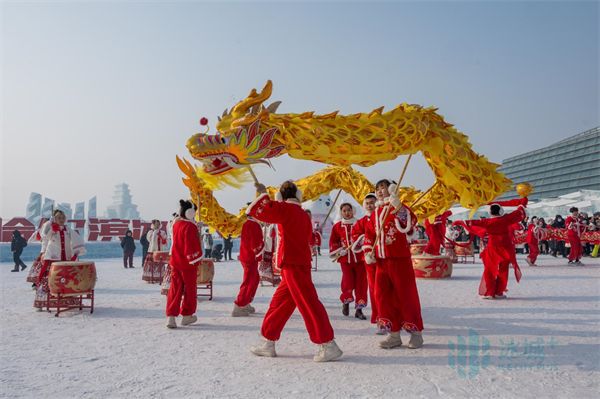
[
  {"left": 321, "top": 189, "right": 343, "bottom": 230},
  {"left": 410, "top": 185, "right": 435, "bottom": 208},
  {"left": 373, "top": 154, "right": 413, "bottom": 251},
  {"left": 247, "top": 165, "right": 260, "bottom": 185}
]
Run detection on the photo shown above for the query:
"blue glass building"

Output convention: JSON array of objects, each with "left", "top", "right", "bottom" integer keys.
[{"left": 498, "top": 127, "right": 600, "bottom": 200}]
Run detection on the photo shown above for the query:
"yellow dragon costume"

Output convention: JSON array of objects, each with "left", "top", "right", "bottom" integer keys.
[{"left": 177, "top": 80, "right": 511, "bottom": 236}]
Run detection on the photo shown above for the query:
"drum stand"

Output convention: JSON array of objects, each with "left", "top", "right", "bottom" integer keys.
[
  {"left": 197, "top": 281, "right": 213, "bottom": 300},
  {"left": 47, "top": 290, "right": 94, "bottom": 317}
]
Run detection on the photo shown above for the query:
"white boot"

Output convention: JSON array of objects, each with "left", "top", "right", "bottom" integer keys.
[
  {"left": 166, "top": 316, "right": 177, "bottom": 329},
  {"left": 379, "top": 331, "right": 403, "bottom": 349},
  {"left": 181, "top": 315, "right": 198, "bottom": 326},
  {"left": 407, "top": 332, "right": 424, "bottom": 349},
  {"left": 232, "top": 304, "right": 250, "bottom": 317},
  {"left": 245, "top": 304, "right": 256, "bottom": 314},
  {"left": 250, "top": 337, "right": 277, "bottom": 357},
  {"left": 313, "top": 340, "right": 343, "bottom": 362}
]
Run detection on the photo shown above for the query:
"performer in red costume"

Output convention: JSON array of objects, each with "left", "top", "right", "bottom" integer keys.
[
  {"left": 329, "top": 203, "right": 368, "bottom": 320},
  {"left": 34, "top": 209, "right": 86, "bottom": 310},
  {"left": 166, "top": 200, "right": 202, "bottom": 329},
  {"left": 566, "top": 207, "right": 586, "bottom": 266},
  {"left": 351, "top": 193, "right": 383, "bottom": 332},
  {"left": 312, "top": 222, "right": 323, "bottom": 256},
  {"left": 363, "top": 179, "right": 424, "bottom": 349},
  {"left": 247, "top": 181, "right": 342, "bottom": 362},
  {"left": 525, "top": 216, "right": 542, "bottom": 266},
  {"left": 454, "top": 198, "right": 527, "bottom": 299},
  {"left": 232, "top": 213, "right": 264, "bottom": 317},
  {"left": 423, "top": 210, "right": 453, "bottom": 256}
]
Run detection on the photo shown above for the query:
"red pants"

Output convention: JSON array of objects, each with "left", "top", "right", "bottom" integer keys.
[
  {"left": 235, "top": 260, "right": 259, "bottom": 307},
  {"left": 261, "top": 265, "right": 334, "bottom": 344},
  {"left": 166, "top": 264, "right": 197, "bottom": 317},
  {"left": 365, "top": 263, "right": 378, "bottom": 324},
  {"left": 568, "top": 233, "right": 582, "bottom": 261},
  {"left": 482, "top": 261, "right": 509, "bottom": 296},
  {"left": 375, "top": 258, "right": 424, "bottom": 333},
  {"left": 339, "top": 261, "right": 368, "bottom": 308},
  {"left": 527, "top": 240, "right": 539, "bottom": 264}
]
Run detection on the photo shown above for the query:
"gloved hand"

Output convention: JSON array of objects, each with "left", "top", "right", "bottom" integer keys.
[
  {"left": 339, "top": 248, "right": 348, "bottom": 257},
  {"left": 364, "top": 251, "right": 376, "bottom": 265}
]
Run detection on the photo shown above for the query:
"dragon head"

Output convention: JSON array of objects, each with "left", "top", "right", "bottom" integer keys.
[{"left": 186, "top": 80, "right": 284, "bottom": 176}]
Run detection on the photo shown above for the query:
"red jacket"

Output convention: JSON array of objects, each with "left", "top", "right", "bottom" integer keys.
[
  {"left": 239, "top": 219, "right": 264, "bottom": 263},
  {"left": 246, "top": 193, "right": 312, "bottom": 267},
  {"left": 363, "top": 202, "right": 417, "bottom": 259},
  {"left": 169, "top": 218, "right": 202, "bottom": 269},
  {"left": 312, "top": 231, "right": 322, "bottom": 247},
  {"left": 565, "top": 216, "right": 586, "bottom": 237},
  {"left": 329, "top": 220, "right": 359, "bottom": 264}
]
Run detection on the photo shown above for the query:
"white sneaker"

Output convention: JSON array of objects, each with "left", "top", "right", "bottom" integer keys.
[
  {"left": 166, "top": 316, "right": 177, "bottom": 329},
  {"left": 181, "top": 315, "right": 198, "bottom": 326},
  {"left": 245, "top": 304, "right": 256, "bottom": 314},
  {"left": 379, "top": 332, "right": 403, "bottom": 349},
  {"left": 482, "top": 295, "right": 495, "bottom": 300},
  {"left": 313, "top": 340, "right": 343, "bottom": 362},
  {"left": 250, "top": 338, "right": 277, "bottom": 357},
  {"left": 407, "top": 332, "right": 424, "bottom": 349},
  {"left": 495, "top": 294, "right": 508, "bottom": 299},
  {"left": 232, "top": 304, "right": 251, "bottom": 317}
]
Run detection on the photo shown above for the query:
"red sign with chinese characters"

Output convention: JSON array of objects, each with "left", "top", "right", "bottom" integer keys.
[{"left": 0, "top": 217, "right": 171, "bottom": 242}]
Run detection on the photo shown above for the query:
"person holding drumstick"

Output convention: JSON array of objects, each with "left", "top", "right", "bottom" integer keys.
[
  {"left": 166, "top": 200, "right": 202, "bottom": 329},
  {"left": 34, "top": 209, "right": 86, "bottom": 310}
]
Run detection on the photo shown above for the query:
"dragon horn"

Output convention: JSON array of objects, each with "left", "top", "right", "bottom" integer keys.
[
  {"left": 222, "top": 108, "right": 228, "bottom": 117},
  {"left": 231, "top": 80, "right": 273, "bottom": 116},
  {"left": 266, "top": 101, "right": 282, "bottom": 113}
]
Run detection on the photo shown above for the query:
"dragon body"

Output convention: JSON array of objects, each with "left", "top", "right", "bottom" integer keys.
[{"left": 180, "top": 81, "right": 511, "bottom": 236}]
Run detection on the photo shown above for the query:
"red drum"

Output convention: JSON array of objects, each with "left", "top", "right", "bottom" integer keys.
[
  {"left": 455, "top": 242, "right": 474, "bottom": 256},
  {"left": 44, "top": 261, "right": 96, "bottom": 317},
  {"left": 153, "top": 251, "right": 170, "bottom": 263},
  {"left": 197, "top": 259, "right": 215, "bottom": 284},
  {"left": 143, "top": 253, "right": 167, "bottom": 284},
  {"left": 48, "top": 261, "right": 97, "bottom": 295},
  {"left": 412, "top": 255, "right": 453, "bottom": 278},
  {"left": 197, "top": 259, "right": 214, "bottom": 300},
  {"left": 410, "top": 243, "right": 426, "bottom": 256}
]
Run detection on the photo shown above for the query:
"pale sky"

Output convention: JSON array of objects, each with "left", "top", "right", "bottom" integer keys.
[{"left": 1, "top": 1, "right": 598, "bottom": 220}]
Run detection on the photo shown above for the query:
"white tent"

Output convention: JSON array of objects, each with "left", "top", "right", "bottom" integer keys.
[{"left": 449, "top": 190, "right": 600, "bottom": 220}]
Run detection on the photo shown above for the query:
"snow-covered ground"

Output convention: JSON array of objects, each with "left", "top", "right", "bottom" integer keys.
[{"left": 1, "top": 254, "right": 598, "bottom": 398}]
